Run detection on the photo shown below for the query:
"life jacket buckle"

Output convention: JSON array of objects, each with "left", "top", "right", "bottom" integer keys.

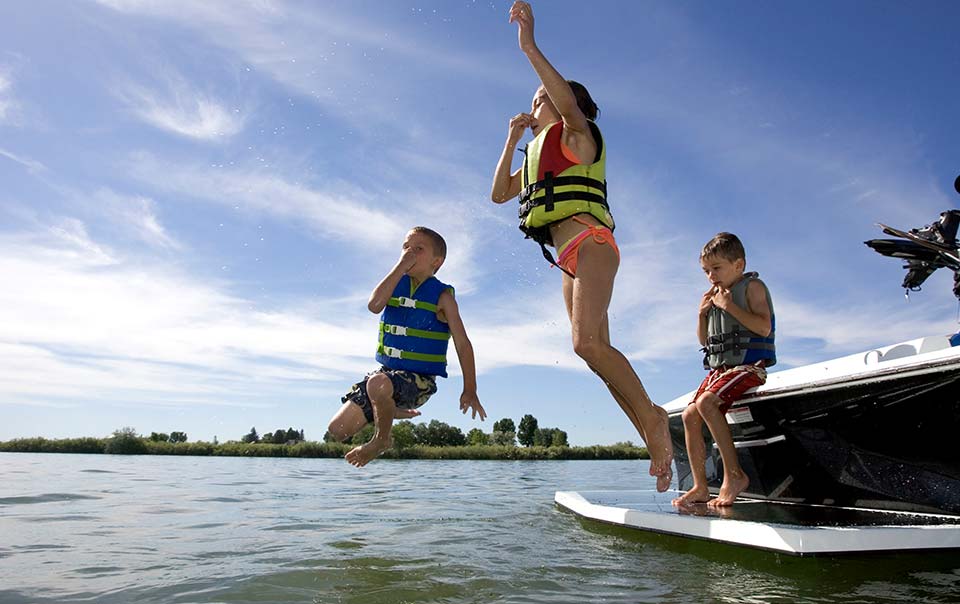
[
  {"left": 386, "top": 325, "right": 407, "bottom": 336},
  {"left": 382, "top": 346, "right": 403, "bottom": 359},
  {"left": 396, "top": 297, "right": 417, "bottom": 308}
]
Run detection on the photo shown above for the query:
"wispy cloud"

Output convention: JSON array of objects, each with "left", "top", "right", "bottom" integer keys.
[
  {"left": 125, "top": 152, "right": 408, "bottom": 251},
  {"left": 0, "top": 66, "right": 21, "bottom": 126},
  {"left": 117, "top": 78, "right": 244, "bottom": 141},
  {"left": 0, "top": 147, "right": 46, "bottom": 173},
  {"left": 0, "top": 224, "right": 375, "bottom": 408},
  {"left": 93, "top": 188, "right": 183, "bottom": 250}
]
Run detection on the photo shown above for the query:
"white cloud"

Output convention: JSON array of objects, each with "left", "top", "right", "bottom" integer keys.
[
  {"left": 94, "top": 0, "right": 526, "bottom": 134},
  {"left": 93, "top": 188, "right": 182, "bottom": 250},
  {"left": 0, "top": 67, "right": 21, "bottom": 126},
  {"left": 126, "top": 152, "right": 408, "bottom": 251},
  {"left": 0, "top": 147, "right": 46, "bottom": 173},
  {"left": 0, "top": 225, "right": 375, "bottom": 408},
  {"left": 118, "top": 75, "right": 244, "bottom": 141}
]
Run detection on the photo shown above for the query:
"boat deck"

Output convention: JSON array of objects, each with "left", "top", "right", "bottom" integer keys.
[{"left": 555, "top": 490, "right": 960, "bottom": 556}]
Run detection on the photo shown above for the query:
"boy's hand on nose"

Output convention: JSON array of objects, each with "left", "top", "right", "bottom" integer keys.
[{"left": 399, "top": 249, "right": 417, "bottom": 272}]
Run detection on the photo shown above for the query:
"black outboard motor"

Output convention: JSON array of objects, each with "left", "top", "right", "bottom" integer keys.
[{"left": 864, "top": 175, "right": 960, "bottom": 300}]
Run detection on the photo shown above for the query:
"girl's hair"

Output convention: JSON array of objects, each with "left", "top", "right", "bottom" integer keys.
[
  {"left": 701, "top": 232, "right": 746, "bottom": 262},
  {"left": 567, "top": 80, "right": 599, "bottom": 121}
]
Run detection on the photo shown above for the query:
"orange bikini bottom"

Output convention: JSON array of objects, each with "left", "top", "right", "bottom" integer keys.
[{"left": 555, "top": 216, "right": 620, "bottom": 277}]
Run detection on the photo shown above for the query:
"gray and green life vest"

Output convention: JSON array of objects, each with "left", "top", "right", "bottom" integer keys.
[
  {"left": 376, "top": 274, "right": 452, "bottom": 377},
  {"left": 703, "top": 272, "right": 776, "bottom": 369}
]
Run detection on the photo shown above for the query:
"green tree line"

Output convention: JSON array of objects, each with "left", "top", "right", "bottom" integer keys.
[{"left": 0, "top": 416, "right": 649, "bottom": 460}]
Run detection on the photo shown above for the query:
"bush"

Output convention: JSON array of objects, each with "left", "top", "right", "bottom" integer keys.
[{"left": 104, "top": 427, "right": 148, "bottom": 455}]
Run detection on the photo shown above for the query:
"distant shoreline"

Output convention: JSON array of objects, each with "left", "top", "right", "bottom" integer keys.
[{"left": 0, "top": 437, "right": 650, "bottom": 461}]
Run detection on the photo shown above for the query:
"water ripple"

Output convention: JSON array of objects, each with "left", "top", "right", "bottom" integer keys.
[{"left": 0, "top": 493, "right": 100, "bottom": 505}]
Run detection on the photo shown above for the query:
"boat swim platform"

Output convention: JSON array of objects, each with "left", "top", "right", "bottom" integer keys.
[{"left": 554, "top": 490, "right": 960, "bottom": 556}]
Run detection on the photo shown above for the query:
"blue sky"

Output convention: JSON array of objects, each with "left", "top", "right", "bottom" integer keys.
[{"left": 1, "top": 0, "right": 959, "bottom": 446}]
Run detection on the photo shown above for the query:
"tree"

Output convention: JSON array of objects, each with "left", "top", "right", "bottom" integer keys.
[
  {"left": 518, "top": 414, "right": 538, "bottom": 447},
  {"left": 241, "top": 427, "right": 260, "bottom": 443},
  {"left": 149, "top": 432, "right": 169, "bottom": 442},
  {"left": 466, "top": 428, "right": 489, "bottom": 446},
  {"left": 169, "top": 432, "right": 187, "bottom": 443},
  {"left": 415, "top": 420, "right": 465, "bottom": 447},
  {"left": 104, "top": 427, "right": 147, "bottom": 455},
  {"left": 493, "top": 418, "right": 515, "bottom": 434},
  {"left": 273, "top": 429, "right": 287, "bottom": 444},
  {"left": 489, "top": 430, "right": 516, "bottom": 446},
  {"left": 393, "top": 421, "right": 416, "bottom": 449},
  {"left": 285, "top": 428, "right": 301, "bottom": 443},
  {"left": 551, "top": 429, "right": 568, "bottom": 447}
]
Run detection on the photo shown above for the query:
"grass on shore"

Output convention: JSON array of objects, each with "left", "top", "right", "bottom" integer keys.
[{"left": 0, "top": 437, "right": 649, "bottom": 460}]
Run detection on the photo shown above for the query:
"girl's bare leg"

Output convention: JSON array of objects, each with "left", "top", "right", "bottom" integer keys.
[{"left": 563, "top": 240, "right": 674, "bottom": 491}]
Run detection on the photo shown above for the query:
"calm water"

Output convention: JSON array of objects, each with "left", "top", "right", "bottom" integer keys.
[{"left": 1, "top": 453, "right": 959, "bottom": 604}]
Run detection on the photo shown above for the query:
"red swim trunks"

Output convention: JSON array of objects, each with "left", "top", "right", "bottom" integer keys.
[{"left": 691, "top": 361, "right": 767, "bottom": 414}]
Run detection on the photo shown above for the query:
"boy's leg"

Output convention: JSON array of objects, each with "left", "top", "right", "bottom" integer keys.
[
  {"left": 345, "top": 373, "right": 396, "bottom": 468},
  {"left": 565, "top": 241, "right": 673, "bottom": 491},
  {"left": 672, "top": 404, "right": 712, "bottom": 506},
  {"left": 327, "top": 401, "right": 370, "bottom": 443},
  {"left": 695, "top": 391, "right": 749, "bottom": 506}
]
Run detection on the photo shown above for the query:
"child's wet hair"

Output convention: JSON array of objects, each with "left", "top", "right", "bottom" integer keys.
[
  {"left": 410, "top": 226, "right": 447, "bottom": 259},
  {"left": 701, "top": 232, "right": 746, "bottom": 262},
  {"left": 567, "top": 80, "right": 599, "bottom": 121}
]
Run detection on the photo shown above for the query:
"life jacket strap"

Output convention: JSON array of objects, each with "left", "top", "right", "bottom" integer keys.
[
  {"left": 518, "top": 175, "right": 607, "bottom": 204},
  {"left": 378, "top": 345, "right": 447, "bottom": 364},
  {"left": 381, "top": 322, "right": 451, "bottom": 341},
  {"left": 388, "top": 296, "right": 438, "bottom": 313}
]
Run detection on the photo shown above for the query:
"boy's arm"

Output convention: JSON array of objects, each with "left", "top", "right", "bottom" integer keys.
[
  {"left": 367, "top": 249, "right": 416, "bottom": 314},
  {"left": 437, "top": 291, "right": 486, "bottom": 421},
  {"left": 713, "top": 280, "right": 773, "bottom": 337},
  {"left": 697, "top": 286, "right": 716, "bottom": 346}
]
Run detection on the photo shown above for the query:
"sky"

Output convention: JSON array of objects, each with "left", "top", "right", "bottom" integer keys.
[{"left": 1, "top": 0, "right": 959, "bottom": 447}]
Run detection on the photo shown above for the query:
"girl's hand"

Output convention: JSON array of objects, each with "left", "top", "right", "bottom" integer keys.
[
  {"left": 508, "top": 1, "right": 536, "bottom": 53},
  {"left": 508, "top": 112, "right": 536, "bottom": 142}
]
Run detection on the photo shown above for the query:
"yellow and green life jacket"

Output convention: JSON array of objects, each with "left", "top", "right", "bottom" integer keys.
[{"left": 518, "top": 120, "right": 614, "bottom": 271}]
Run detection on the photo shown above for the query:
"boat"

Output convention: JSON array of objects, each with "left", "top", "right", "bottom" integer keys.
[
  {"left": 556, "top": 179, "right": 960, "bottom": 554},
  {"left": 665, "top": 200, "right": 960, "bottom": 517}
]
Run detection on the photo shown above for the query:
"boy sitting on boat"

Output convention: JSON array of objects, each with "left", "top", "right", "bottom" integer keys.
[
  {"left": 326, "top": 226, "right": 486, "bottom": 467},
  {"left": 673, "top": 233, "right": 776, "bottom": 507}
]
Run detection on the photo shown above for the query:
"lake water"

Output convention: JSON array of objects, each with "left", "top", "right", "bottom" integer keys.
[{"left": 1, "top": 453, "right": 959, "bottom": 604}]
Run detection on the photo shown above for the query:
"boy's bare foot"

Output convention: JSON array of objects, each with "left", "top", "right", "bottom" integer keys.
[
  {"left": 345, "top": 439, "right": 389, "bottom": 468},
  {"left": 645, "top": 406, "right": 674, "bottom": 492},
  {"left": 672, "top": 486, "right": 710, "bottom": 507},
  {"left": 708, "top": 472, "right": 750, "bottom": 507}
]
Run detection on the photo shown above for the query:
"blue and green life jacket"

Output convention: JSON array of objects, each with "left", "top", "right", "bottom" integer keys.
[
  {"left": 703, "top": 272, "right": 777, "bottom": 369},
  {"left": 375, "top": 274, "right": 452, "bottom": 377}
]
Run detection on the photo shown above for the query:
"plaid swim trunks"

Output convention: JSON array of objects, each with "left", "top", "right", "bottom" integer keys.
[
  {"left": 341, "top": 366, "right": 438, "bottom": 423},
  {"left": 691, "top": 361, "right": 767, "bottom": 414}
]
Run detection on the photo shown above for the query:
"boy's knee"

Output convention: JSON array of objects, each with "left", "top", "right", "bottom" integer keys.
[
  {"left": 681, "top": 404, "right": 701, "bottom": 425},
  {"left": 326, "top": 422, "right": 351, "bottom": 443},
  {"left": 366, "top": 373, "right": 393, "bottom": 401},
  {"left": 695, "top": 391, "right": 722, "bottom": 413}
]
